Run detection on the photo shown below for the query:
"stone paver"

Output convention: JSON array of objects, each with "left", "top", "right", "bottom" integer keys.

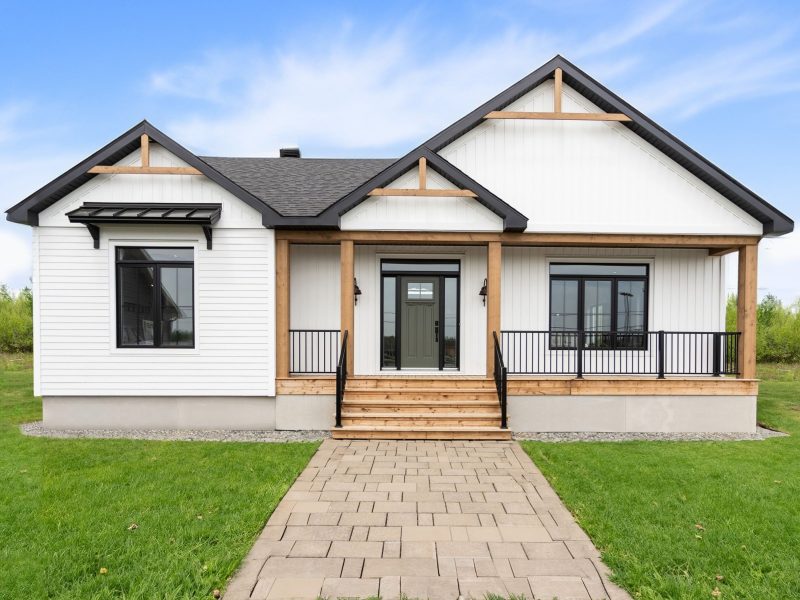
[{"left": 224, "top": 440, "right": 631, "bottom": 600}]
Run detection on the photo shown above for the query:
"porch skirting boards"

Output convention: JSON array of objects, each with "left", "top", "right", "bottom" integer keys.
[
  {"left": 508, "top": 394, "right": 757, "bottom": 433},
  {"left": 42, "top": 396, "right": 277, "bottom": 430}
]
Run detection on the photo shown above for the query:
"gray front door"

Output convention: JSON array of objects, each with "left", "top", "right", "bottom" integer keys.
[{"left": 400, "top": 276, "right": 439, "bottom": 368}]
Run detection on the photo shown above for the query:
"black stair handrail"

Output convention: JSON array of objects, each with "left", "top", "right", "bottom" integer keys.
[
  {"left": 335, "top": 330, "right": 349, "bottom": 428},
  {"left": 493, "top": 331, "right": 508, "bottom": 429}
]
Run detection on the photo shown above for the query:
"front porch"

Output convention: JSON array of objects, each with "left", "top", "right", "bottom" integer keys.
[{"left": 274, "top": 230, "right": 759, "bottom": 438}]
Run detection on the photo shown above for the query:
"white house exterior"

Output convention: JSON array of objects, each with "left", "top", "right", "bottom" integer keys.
[{"left": 6, "top": 56, "right": 793, "bottom": 438}]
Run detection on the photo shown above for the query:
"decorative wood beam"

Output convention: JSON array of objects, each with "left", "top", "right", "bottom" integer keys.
[
  {"left": 140, "top": 134, "right": 150, "bottom": 167},
  {"left": 708, "top": 247, "right": 739, "bottom": 257},
  {"left": 486, "top": 242, "right": 501, "bottom": 374},
  {"left": 367, "top": 188, "right": 477, "bottom": 197},
  {"left": 276, "top": 230, "right": 761, "bottom": 249},
  {"left": 340, "top": 240, "right": 355, "bottom": 375},
  {"left": 418, "top": 157, "right": 427, "bottom": 190},
  {"left": 554, "top": 67, "right": 563, "bottom": 113},
  {"left": 485, "top": 111, "right": 632, "bottom": 122},
  {"left": 88, "top": 165, "right": 203, "bottom": 175}
]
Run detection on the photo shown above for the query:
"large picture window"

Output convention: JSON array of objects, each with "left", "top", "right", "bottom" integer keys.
[
  {"left": 116, "top": 247, "right": 194, "bottom": 348},
  {"left": 549, "top": 263, "right": 648, "bottom": 349}
]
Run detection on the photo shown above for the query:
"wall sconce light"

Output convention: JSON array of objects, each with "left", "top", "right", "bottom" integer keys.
[
  {"left": 479, "top": 278, "right": 487, "bottom": 306},
  {"left": 354, "top": 278, "right": 362, "bottom": 305}
]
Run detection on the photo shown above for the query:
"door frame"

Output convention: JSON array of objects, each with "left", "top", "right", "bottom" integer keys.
[{"left": 380, "top": 259, "right": 461, "bottom": 371}]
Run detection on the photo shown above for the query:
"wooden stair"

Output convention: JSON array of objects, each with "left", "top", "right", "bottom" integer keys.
[{"left": 332, "top": 377, "right": 511, "bottom": 440}]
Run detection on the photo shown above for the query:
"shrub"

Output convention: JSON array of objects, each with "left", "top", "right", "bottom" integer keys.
[
  {"left": 727, "top": 293, "right": 800, "bottom": 363},
  {"left": 0, "top": 285, "right": 33, "bottom": 352}
]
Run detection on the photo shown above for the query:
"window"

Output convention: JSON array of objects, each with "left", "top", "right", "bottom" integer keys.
[
  {"left": 407, "top": 282, "right": 434, "bottom": 300},
  {"left": 116, "top": 247, "right": 194, "bottom": 348},
  {"left": 549, "top": 263, "right": 648, "bottom": 349}
]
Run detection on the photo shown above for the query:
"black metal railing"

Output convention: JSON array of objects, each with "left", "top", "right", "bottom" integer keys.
[
  {"left": 492, "top": 332, "right": 508, "bottom": 429},
  {"left": 500, "top": 330, "right": 740, "bottom": 377},
  {"left": 289, "top": 329, "right": 340, "bottom": 374},
  {"left": 335, "top": 331, "right": 349, "bottom": 428}
]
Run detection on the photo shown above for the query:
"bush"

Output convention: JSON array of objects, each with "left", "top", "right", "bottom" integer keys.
[
  {"left": 727, "top": 293, "right": 800, "bottom": 363},
  {"left": 0, "top": 285, "right": 33, "bottom": 352}
]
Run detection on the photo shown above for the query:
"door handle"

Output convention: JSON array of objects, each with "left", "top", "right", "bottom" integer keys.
[{"left": 434, "top": 320, "right": 439, "bottom": 342}]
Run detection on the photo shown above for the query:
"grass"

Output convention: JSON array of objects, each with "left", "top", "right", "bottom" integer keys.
[
  {"left": 0, "top": 353, "right": 319, "bottom": 599},
  {"left": 520, "top": 364, "right": 800, "bottom": 600}
]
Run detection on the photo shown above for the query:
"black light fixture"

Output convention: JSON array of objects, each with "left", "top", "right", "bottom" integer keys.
[
  {"left": 479, "top": 278, "right": 488, "bottom": 306},
  {"left": 354, "top": 278, "right": 362, "bottom": 305}
]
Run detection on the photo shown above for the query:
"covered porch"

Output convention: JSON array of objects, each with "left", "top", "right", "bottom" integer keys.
[{"left": 274, "top": 230, "right": 759, "bottom": 437}]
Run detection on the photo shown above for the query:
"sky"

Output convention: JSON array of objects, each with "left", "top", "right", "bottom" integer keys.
[{"left": 1, "top": 0, "right": 799, "bottom": 301}]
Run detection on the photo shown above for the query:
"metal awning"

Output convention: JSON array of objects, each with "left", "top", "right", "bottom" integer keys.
[{"left": 66, "top": 202, "right": 222, "bottom": 249}]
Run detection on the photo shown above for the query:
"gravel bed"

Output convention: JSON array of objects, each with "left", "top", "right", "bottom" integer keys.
[
  {"left": 514, "top": 426, "right": 787, "bottom": 442},
  {"left": 19, "top": 421, "right": 329, "bottom": 443}
]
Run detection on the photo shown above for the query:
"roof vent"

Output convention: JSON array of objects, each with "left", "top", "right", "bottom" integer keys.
[{"left": 279, "top": 147, "right": 301, "bottom": 158}]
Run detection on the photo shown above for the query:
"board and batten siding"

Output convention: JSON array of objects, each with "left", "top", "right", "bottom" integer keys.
[
  {"left": 34, "top": 144, "right": 275, "bottom": 397},
  {"left": 340, "top": 167, "right": 503, "bottom": 232},
  {"left": 438, "top": 80, "right": 763, "bottom": 236}
]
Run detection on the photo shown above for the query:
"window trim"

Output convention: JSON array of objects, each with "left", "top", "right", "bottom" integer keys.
[
  {"left": 548, "top": 262, "right": 649, "bottom": 351},
  {"left": 115, "top": 246, "right": 195, "bottom": 349}
]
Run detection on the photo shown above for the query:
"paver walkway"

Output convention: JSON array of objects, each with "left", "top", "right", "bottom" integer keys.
[{"left": 225, "top": 440, "right": 630, "bottom": 600}]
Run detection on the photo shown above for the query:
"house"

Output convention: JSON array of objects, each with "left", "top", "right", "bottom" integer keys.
[{"left": 6, "top": 56, "right": 793, "bottom": 439}]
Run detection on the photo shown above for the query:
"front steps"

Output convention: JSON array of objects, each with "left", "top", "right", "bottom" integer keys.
[{"left": 332, "top": 377, "right": 511, "bottom": 440}]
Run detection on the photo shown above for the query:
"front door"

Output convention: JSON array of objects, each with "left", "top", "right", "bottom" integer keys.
[{"left": 400, "top": 276, "right": 439, "bottom": 368}]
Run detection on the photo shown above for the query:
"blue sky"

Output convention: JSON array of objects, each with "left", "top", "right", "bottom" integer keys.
[{"left": 1, "top": 0, "right": 799, "bottom": 300}]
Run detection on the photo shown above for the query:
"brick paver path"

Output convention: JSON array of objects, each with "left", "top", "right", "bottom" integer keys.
[{"left": 224, "top": 440, "right": 630, "bottom": 600}]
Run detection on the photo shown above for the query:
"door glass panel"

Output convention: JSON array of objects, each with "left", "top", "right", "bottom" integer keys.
[
  {"left": 584, "top": 280, "right": 612, "bottom": 348},
  {"left": 617, "top": 279, "right": 646, "bottom": 348},
  {"left": 119, "top": 266, "right": 155, "bottom": 346},
  {"left": 382, "top": 277, "right": 397, "bottom": 368},
  {"left": 443, "top": 277, "right": 458, "bottom": 368},
  {"left": 550, "top": 279, "right": 579, "bottom": 348},
  {"left": 159, "top": 266, "right": 194, "bottom": 347},
  {"left": 118, "top": 247, "right": 193, "bottom": 261},
  {"left": 407, "top": 282, "right": 434, "bottom": 300}
]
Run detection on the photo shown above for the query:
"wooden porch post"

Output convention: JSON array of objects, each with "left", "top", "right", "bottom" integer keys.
[
  {"left": 737, "top": 243, "right": 758, "bottom": 379},
  {"left": 275, "top": 238, "right": 290, "bottom": 378},
  {"left": 486, "top": 242, "right": 502, "bottom": 375},
  {"left": 340, "top": 240, "right": 355, "bottom": 375}
]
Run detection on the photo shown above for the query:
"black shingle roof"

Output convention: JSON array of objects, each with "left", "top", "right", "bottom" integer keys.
[{"left": 199, "top": 157, "right": 395, "bottom": 217}]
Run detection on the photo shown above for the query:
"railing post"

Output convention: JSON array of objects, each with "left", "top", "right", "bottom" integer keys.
[
  {"left": 501, "top": 365, "right": 508, "bottom": 429},
  {"left": 712, "top": 332, "right": 721, "bottom": 377},
  {"left": 657, "top": 330, "right": 665, "bottom": 379},
  {"left": 576, "top": 331, "right": 584, "bottom": 379}
]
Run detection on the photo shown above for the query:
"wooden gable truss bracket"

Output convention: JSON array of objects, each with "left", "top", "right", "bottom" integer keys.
[
  {"left": 86, "top": 224, "right": 100, "bottom": 249},
  {"left": 202, "top": 225, "right": 213, "bottom": 250},
  {"left": 484, "top": 68, "right": 632, "bottom": 122},
  {"left": 367, "top": 157, "right": 477, "bottom": 197},
  {"left": 87, "top": 134, "right": 204, "bottom": 175}
]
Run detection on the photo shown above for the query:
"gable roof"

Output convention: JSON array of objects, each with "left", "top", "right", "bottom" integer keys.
[
  {"left": 5, "top": 120, "right": 285, "bottom": 226},
  {"left": 5, "top": 56, "right": 793, "bottom": 235},
  {"left": 316, "top": 146, "right": 528, "bottom": 231}
]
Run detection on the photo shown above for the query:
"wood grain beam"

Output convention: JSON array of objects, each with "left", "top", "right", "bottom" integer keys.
[
  {"left": 418, "top": 157, "right": 427, "bottom": 190},
  {"left": 554, "top": 67, "right": 562, "bottom": 113},
  {"left": 140, "top": 134, "right": 150, "bottom": 167},
  {"left": 88, "top": 165, "right": 203, "bottom": 175},
  {"left": 340, "top": 240, "right": 355, "bottom": 375},
  {"left": 737, "top": 244, "right": 758, "bottom": 379},
  {"left": 367, "top": 188, "right": 477, "bottom": 197},
  {"left": 275, "top": 230, "right": 761, "bottom": 249},
  {"left": 485, "top": 111, "right": 632, "bottom": 122},
  {"left": 708, "top": 247, "right": 739, "bottom": 257},
  {"left": 275, "top": 239, "right": 290, "bottom": 379},
  {"left": 486, "top": 242, "right": 501, "bottom": 375}
]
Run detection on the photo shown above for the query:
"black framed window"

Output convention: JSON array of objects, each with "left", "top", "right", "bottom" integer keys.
[
  {"left": 116, "top": 247, "right": 194, "bottom": 348},
  {"left": 549, "top": 263, "right": 648, "bottom": 349}
]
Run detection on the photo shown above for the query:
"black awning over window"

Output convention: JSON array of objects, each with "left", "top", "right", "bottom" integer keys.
[{"left": 66, "top": 202, "right": 221, "bottom": 249}]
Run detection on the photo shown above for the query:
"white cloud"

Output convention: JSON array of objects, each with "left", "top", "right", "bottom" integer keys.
[{"left": 0, "top": 228, "right": 31, "bottom": 287}]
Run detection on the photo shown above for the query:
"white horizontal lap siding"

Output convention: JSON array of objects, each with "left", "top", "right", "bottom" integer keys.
[
  {"left": 439, "top": 81, "right": 762, "bottom": 236},
  {"left": 500, "top": 247, "right": 724, "bottom": 373},
  {"left": 340, "top": 168, "right": 503, "bottom": 232},
  {"left": 35, "top": 143, "right": 275, "bottom": 396},
  {"left": 353, "top": 245, "right": 486, "bottom": 375}
]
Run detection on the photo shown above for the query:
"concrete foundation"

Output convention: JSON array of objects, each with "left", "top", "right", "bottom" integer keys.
[
  {"left": 276, "top": 394, "right": 336, "bottom": 430},
  {"left": 42, "top": 396, "right": 276, "bottom": 430},
  {"left": 508, "top": 394, "right": 757, "bottom": 433}
]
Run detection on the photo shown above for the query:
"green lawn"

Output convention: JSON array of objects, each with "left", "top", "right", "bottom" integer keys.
[
  {"left": 0, "top": 354, "right": 319, "bottom": 599},
  {"left": 521, "top": 367, "right": 800, "bottom": 600}
]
